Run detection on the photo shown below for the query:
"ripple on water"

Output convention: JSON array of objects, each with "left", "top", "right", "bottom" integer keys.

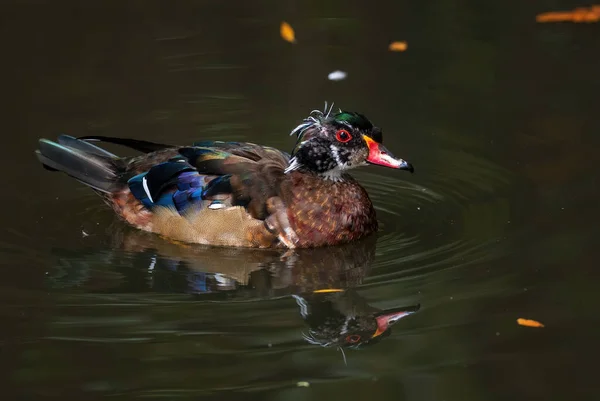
[{"left": 355, "top": 147, "right": 514, "bottom": 282}]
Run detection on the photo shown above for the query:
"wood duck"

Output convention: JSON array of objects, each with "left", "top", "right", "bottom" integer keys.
[{"left": 35, "top": 105, "right": 414, "bottom": 249}]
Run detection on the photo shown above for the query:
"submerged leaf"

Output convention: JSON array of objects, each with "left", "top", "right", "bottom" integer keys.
[
  {"left": 280, "top": 21, "right": 296, "bottom": 43},
  {"left": 389, "top": 41, "right": 408, "bottom": 52},
  {"left": 517, "top": 318, "right": 545, "bottom": 328}
]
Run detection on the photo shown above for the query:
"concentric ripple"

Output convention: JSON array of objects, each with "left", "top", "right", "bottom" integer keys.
[{"left": 355, "top": 146, "right": 516, "bottom": 285}]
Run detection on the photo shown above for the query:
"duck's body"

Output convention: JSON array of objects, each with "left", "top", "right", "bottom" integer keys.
[
  {"left": 35, "top": 107, "right": 413, "bottom": 248},
  {"left": 105, "top": 143, "right": 377, "bottom": 248}
]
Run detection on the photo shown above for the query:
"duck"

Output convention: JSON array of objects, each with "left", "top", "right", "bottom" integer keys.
[{"left": 35, "top": 105, "right": 414, "bottom": 249}]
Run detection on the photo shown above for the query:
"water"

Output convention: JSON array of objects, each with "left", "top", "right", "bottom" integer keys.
[{"left": 2, "top": 1, "right": 599, "bottom": 400}]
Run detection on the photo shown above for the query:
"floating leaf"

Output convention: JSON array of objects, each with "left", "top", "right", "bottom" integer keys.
[
  {"left": 389, "top": 41, "right": 408, "bottom": 52},
  {"left": 536, "top": 6, "right": 600, "bottom": 23},
  {"left": 313, "top": 288, "right": 344, "bottom": 293},
  {"left": 517, "top": 318, "right": 545, "bottom": 328},
  {"left": 297, "top": 381, "right": 310, "bottom": 387},
  {"left": 328, "top": 70, "right": 347, "bottom": 81},
  {"left": 280, "top": 21, "right": 296, "bottom": 43}
]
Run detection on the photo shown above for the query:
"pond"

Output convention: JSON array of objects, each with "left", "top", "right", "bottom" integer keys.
[{"left": 1, "top": 1, "right": 598, "bottom": 400}]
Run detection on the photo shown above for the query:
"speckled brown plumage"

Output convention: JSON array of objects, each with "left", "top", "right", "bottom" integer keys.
[{"left": 280, "top": 172, "right": 378, "bottom": 247}]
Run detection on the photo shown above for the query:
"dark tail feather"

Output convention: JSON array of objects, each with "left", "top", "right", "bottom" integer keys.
[
  {"left": 36, "top": 135, "right": 122, "bottom": 193},
  {"left": 58, "top": 135, "right": 119, "bottom": 158},
  {"left": 78, "top": 135, "right": 173, "bottom": 154}
]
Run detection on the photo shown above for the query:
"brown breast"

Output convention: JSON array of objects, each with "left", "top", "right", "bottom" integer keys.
[{"left": 282, "top": 171, "right": 379, "bottom": 247}]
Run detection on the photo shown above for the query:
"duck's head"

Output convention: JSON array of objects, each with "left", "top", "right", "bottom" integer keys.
[{"left": 286, "top": 104, "right": 414, "bottom": 180}]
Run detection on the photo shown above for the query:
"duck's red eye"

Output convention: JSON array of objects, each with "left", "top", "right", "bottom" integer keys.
[
  {"left": 335, "top": 129, "right": 352, "bottom": 143},
  {"left": 346, "top": 334, "right": 361, "bottom": 343}
]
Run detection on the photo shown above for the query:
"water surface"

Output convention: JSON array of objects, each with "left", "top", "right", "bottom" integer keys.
[{"left": 1, "top": 1, "right": 599, "bottom": 400}]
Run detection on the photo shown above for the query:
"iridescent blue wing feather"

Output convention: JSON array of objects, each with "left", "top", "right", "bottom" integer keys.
[{"left": 128, "top": 158, "right": 215, "bottom": 212}]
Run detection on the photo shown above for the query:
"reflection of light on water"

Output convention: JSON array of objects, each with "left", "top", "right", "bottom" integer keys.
[{"left": 366, "top": 239, "right": 500, "bottom": 286}]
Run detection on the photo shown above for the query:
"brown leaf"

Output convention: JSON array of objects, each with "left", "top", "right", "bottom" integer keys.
[
  {"left": 517, "top": 318, "right": 545, "bottom": 328},
  {"left": 536, "top": 6, "right": 600, "bottom": 23},
  {"left": 280, "top": 21, "right": 296, "bottom": 43}
]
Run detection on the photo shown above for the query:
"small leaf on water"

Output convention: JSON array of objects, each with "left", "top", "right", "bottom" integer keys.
[
  {"left": 389, "top": 41, "right": 408, "bottom": 52},
  {"left": 536, "top": 6, "right": 600, "bottom": 23},
  {"left": 297, "top": 381, "right": 310, "bottom": 387},
  {"left": 280, "top": 21, "right": 296, "bottom": 43},
  {"left": 313, "top": 288, "right": 344, "bottom": 293},
  {"left": 517, "top": 318, "right": 545, "bottom": 328}
]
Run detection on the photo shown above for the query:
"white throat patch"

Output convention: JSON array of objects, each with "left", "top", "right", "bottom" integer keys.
[
  {"left": 321, "top": 168, "right": 345, "bottom": 182},
  {"left": 322, "top": 145, "right": 350, "bottom": 181}
]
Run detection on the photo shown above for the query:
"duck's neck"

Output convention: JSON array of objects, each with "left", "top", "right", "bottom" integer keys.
[
  {"left": 285, "top": 158, "right": 352, "bottom": 183},
  {"left": 319, "top": 168, "right": 348, "bottom": 182}
]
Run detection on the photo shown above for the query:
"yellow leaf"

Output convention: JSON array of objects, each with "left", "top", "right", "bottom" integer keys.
[
  {"left": 280, "top": 21, "right": 296, "bottom": 43},
  {"left": 313, "top": 288, "right": 344, "bottom": 293},
  {"left": 517, "top": 318, "right": 545, "bottom": 328},
  {"left": 389, "top": 41, "right": 408, "bottom": 52}
]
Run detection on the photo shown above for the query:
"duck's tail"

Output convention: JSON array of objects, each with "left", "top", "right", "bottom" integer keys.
[{"left": 35, "top": 135, "right": 125, "bottom": 193}]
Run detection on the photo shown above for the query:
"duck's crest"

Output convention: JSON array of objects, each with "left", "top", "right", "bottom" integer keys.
[
  {"left": 289, "top": 103, "right": 376, "bottom": 157},
  {"left": 289, "top": 102, "right": 332, "bottom": 137}
]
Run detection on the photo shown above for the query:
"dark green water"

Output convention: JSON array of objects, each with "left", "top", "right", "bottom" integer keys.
[{"left": 1, "top": 1, "right": 599, "bottom": 400}]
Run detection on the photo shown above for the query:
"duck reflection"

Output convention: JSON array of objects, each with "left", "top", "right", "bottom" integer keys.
[
  {"left": 47, "top": 226, "right": 419, "bottom": 349},
  {"left": 293, "top": 289, "right": 419, "bottom": 350},
  {"left": 49, "top": 225, "right": 378, "bottom": 294}
]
